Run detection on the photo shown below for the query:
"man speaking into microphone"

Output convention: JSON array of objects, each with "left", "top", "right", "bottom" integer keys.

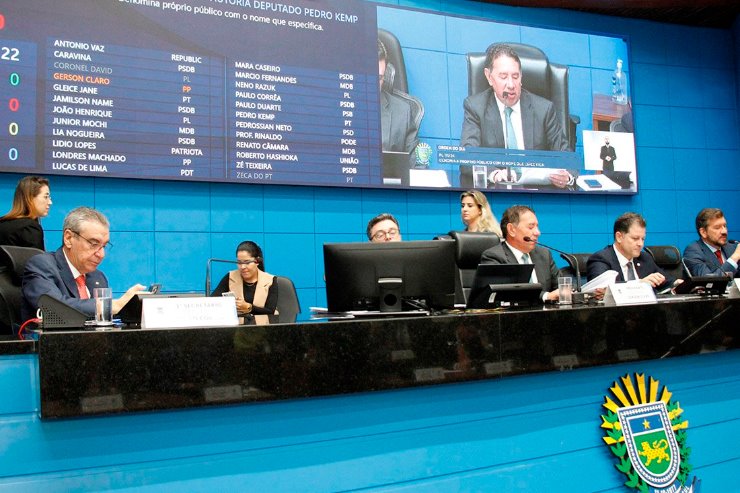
[{"left": 480, "top": 205, "right": 561, "bottom": 302}]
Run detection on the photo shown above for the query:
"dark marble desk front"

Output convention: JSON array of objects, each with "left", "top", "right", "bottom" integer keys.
[{"left": 38, "top": 297, "right": 739, "bottom": 418}]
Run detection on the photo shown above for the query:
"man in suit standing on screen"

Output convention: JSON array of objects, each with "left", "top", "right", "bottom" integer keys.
[
  {"left": 683, "top": 208, "right": 740, "bottom": 278},
  {"left": 21, "top": 206, "right": 145, "bottom": 321},
  {"left": 600, "top": 136, "right": 617, "bottom": 172},
  {"left": 587, "top": 212, "right": 677, "bottom": 290},
  {"left": 479, "top": 205, "right": 560, "bottom": 302},
  {"left": 460, "top": 43, "right": 572, "bottom": 189}
]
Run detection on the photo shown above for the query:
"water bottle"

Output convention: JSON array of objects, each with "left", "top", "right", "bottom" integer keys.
[{"left": 612, "top": 59, "right": 627, "bottom": 105}]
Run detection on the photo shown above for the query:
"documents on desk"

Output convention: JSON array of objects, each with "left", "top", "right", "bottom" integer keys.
[
  {"left": 141, "top": 296, "right": 238, "bottom": 329},
  {"left": 581, "top": 270, "right": 618, "bottom": 292}
]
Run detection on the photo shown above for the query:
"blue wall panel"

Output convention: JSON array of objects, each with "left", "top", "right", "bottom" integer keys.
[{"left": 2, "top": 351, "right": 739, "bottom": 491}]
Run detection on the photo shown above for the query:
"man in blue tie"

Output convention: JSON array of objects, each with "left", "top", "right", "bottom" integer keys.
[
  {"left": 460, "top": 43, "right": 573, "bottom": 189},
  {"left": 683, "top": 208, "right": 740, "bottom": 278},
  {"left": 479, "top": 205, "right": 561, "bottom": 302},
  {"left": 587, "top": 212, "right": 674, "bottom": 290}
]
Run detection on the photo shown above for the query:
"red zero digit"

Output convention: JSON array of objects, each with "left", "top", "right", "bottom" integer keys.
[{"left": 8, "top": 98, "right": 19, "bottom": 111}]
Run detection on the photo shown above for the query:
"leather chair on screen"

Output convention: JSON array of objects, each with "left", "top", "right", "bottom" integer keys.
[
  {"left": 557, "top": 252, "right": 591, "bottom": 290},
  {"left": 645, "top": 245, "right": 686, "bottom": 281},
  {"left": 466, "top": 43, "right": 579, "bottom": 151},
  {"left": 448, "top": 231, "right": 501, "bottom": 305},
  {"left": 0, "top": 245, "right": 44, "bottom": 335},
  {"left": 275, "top": 276, "right": 301, "bottom": 323},
  {"left": 378, "top": 29, "right": 425, "bottom": 151}
]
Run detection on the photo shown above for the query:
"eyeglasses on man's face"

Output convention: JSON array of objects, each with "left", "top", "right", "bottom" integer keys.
[
  {"left": 371, "top": 228, "right": 399, "bottom": 241},
  {"left": 70, "top": 230, "right": 113, "bottom": 252}
]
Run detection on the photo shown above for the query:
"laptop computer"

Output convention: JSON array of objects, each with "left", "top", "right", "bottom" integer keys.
[
  {"left": 466, "top": 264, "right": 540, "bottom": 308},
  {"left": 673, "top": 275, "right": 730, "bottom": 295}
]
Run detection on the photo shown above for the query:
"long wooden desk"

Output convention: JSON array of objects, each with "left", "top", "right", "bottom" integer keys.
[{"left": 35, "top": 296, "right": 739, "bottom": 419}]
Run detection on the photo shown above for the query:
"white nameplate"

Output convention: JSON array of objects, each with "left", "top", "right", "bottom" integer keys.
[
  {"left": 141, "top": 296, "right": 238, "bottom": 329},
  {"left": 604, "top": 281, "right": 657, "bottom": 305}
]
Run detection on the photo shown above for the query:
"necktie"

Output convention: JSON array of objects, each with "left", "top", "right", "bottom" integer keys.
[
  {"left": 75, "top": 275, "right": 89, "bottom": 299},
  {"left": 626, "top": 261, "right": 637, "bottom": 281},
  {"left": 522, "top": 253, "right": 537, "bottom": 283},
  {"left": 714, "top": 249, "right": 724, "bottom": 265},
  {"left": 504, "top": 106, "right": 518, "bottom": 150}
]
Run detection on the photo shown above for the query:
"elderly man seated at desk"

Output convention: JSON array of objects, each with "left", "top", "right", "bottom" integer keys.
[{"left": 21, "top": 206, "right": 145, "bottom": 322}]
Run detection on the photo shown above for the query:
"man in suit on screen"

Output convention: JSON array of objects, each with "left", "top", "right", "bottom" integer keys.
[
  {"left": 600, "top": 136, "right": 617, "bottom": 172},
  {"left": 460, "top": 43, "right": 573, "bottom": 189},
  {"left": 683, "top": 208, "right": 740, "bottom": 278},
  {"left": 479, "top": 205, "right": 561, "bottom": 302}
]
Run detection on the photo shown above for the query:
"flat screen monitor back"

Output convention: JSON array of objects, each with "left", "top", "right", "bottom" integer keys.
[
  {"left": 323, "top": 240, "right": 456, "bottom": 312},
  {"left": 467, "top": 263, "right": 538, "bottom": 308}
]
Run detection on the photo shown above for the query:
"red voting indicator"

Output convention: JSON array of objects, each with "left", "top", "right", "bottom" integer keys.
[{"left": 0, "top": 13, "right": 5, "bottom": 30}]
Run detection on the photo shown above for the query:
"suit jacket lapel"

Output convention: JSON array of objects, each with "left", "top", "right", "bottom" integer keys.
[
  {"left": 520, "top": 91, "right": 534, "bottom": 150},
  {"left": 54, "top": 248, "right": 79, "bottom": 297},
  {"left": 606, "top": 247, "right": 626, "bottom": 282},
  {"left": 485, "top": 92, "right": 505, "bottom": 147}
]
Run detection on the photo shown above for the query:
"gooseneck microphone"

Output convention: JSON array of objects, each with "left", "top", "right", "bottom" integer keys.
[
  {"left": 522, "top": 236, "right": 582, "bottom": 292},
  {"left": 205, "top": 258, "right": 240, "bottom": 296},
  {"left": 728, "top": 239, "right": 739, "bottom": 244}
]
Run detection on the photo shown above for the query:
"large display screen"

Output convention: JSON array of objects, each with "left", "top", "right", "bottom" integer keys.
[{"left": 0, "top": 0, "right": 636, "bottom": 194}]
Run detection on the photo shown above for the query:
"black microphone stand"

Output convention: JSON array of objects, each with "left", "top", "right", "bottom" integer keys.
[
  {"left": 523, "top": 237, "right": 584, "bottom": 300},
  {"left": 205, "top": 258, "right": 240, "bottom": 296}
]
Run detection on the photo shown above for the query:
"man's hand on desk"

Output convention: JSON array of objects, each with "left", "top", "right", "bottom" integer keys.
[
  {"left": 112, "top": 284, "right": 147, "bottom": 315},
  {"left": 640, "top": 272, "right": 665, "bottom": 289},
  {"left": 548, "top": 169, "right": 574, "bottom": 188}
]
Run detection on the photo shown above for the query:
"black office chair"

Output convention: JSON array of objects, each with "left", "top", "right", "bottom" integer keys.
[
  {"left": 275, "top": 276, "right": 301, "bottom": 323},
  {"left": 645, "top": 245, "right": 686, "bottom": 281},
  {"left": 557, "top": 252, "right": 591, "bottom": 290},
  {"left": 0, "top": 245, "right": 44, "bottom": 335},
  {"left": 466, "top": 43, "right": 580, "bottom": 151},
  {"left": 448, "top": 231, "right": 501, "bottom": 304},
  {"left": 378, "top": 28, "right": 409, "bottom": 94}
]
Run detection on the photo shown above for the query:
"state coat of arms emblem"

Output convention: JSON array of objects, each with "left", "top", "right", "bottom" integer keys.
[{"left": 600, "top": 373, "right": 701, "bottom": 492}]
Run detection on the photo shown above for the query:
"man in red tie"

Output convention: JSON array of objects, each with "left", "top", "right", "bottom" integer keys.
[
  {"left": 21, "top": 207, "right": 145, "bottom": 322},
  {"left": 683, "top": 208, "right": 740, "bottom": 278}
]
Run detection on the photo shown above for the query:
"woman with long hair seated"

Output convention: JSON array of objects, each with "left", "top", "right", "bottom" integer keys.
[
  {"left": 0, "top": 176, "right": 52, "bottom": 250},
  {"left": 210, "top": 240, "right": 278, "bottom": 315},
  {"left": 460, "top": 190, "right": 502, "bottom": 237}
]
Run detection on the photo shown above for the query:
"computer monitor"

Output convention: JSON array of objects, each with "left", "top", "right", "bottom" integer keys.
[
  {"left": 323, "top": 240, "right": 456, "bottom": 313},
  {"left": 466, "top": 264, "right": 542, "bottom": 308}
]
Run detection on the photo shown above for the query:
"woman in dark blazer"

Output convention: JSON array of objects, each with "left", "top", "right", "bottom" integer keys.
[{"left": 0, "top": 176, "right": 52, "bottom": 250}]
